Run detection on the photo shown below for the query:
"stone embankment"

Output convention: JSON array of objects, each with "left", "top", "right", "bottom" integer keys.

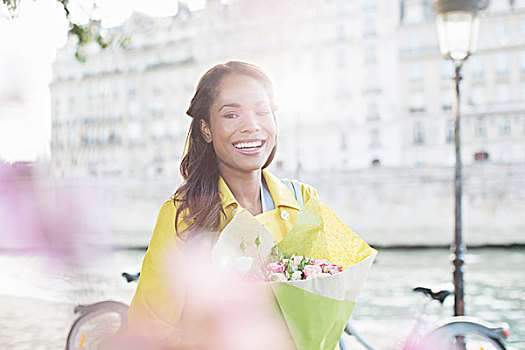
[{"left": 49, "top": 163, "right": 525, "bottom": 248}]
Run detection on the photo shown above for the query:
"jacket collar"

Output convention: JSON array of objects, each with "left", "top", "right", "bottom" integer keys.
[{"left": 218, "top": 169, "right": 301, "bottom": 211}]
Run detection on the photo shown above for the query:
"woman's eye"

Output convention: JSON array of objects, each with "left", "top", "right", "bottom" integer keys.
[
  {"left": 224, "top": 113, "right": 238, "bottom": 119},
  {"left": 257, "top": 110, "right": 270, "bottom": 116}
]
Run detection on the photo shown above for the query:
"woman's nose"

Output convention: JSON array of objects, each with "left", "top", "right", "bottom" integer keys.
[{"left": 240, "top": 111, "right": 261, "bottom": 133}]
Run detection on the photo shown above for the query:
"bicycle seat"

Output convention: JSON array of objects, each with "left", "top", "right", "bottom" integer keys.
[
  {"left": 413, "top": 286, "right": 453, "bottom": 304},
  {"left": 122, "top": 272, "right": 140, "bottom": 283}
]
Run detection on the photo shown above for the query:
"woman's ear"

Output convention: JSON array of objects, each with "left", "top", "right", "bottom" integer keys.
[{"left": 200, "top": 119, "right": 212, "bottom": 143}]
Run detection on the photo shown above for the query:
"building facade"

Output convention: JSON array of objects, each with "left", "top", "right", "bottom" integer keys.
[
  {"left": 50, "top": 0, "right": 525, "bottom": 179},
  {"left": 399, "top": 0, "right": 525, "bottom": 166}
]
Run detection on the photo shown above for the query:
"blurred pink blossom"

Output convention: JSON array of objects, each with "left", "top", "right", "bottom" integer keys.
[
  {"left": 118, "top": 243, "right": 296, "bottom": 350},
  {"left": 0, "top": 161, "right": 105, "bottom": 263}
]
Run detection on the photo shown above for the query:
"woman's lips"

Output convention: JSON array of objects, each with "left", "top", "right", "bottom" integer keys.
[{"left": 232, "top": 139, "right": 266, "bottom": 155}]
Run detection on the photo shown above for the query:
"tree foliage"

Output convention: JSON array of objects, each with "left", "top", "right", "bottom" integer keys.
[{"left": 2, "top": 0, "right": 127, "bottom": 62}]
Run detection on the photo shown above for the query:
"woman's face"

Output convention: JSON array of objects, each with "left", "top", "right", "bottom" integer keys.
[{"left": 202, "top": 74, "right": 277, "bottom": 174}]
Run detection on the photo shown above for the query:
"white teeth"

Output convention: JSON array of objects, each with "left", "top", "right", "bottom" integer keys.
[{"left": 234, "top": 140, "right": 263, "bottom": 149}]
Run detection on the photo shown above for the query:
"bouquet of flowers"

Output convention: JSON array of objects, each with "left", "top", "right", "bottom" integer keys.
[{"left": 212, "top": 197, "right": 377, "bottom": 350}]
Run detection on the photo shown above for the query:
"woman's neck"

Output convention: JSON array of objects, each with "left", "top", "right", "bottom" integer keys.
[{"left": 219, "top": 166, "right": 263, "bottom": 216}]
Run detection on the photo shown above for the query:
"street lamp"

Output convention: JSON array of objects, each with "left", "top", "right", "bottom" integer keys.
[{"left": 432, "top": 0, "right": 487, "bottom": 318}]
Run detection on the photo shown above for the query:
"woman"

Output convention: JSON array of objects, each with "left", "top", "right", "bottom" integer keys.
[{"left": 128, "top": 61, "right": 318, "bottom": 344}]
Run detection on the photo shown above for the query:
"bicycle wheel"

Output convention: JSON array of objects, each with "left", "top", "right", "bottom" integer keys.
[
  {"left": 417, "top": 321, "right": 506, "bottom": 350},
  {"left": 66, "top": 301, "right": 129, "bottom": 350}
]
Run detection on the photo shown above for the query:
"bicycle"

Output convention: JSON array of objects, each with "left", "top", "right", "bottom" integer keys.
[
  {"left": 338, "top": 286, "right": 510, "bottom": 350},
  {"left": 65, "top": 273, "right": 139, "bottom": 350},
  {"left": 67, "top": 274, "right": 510, "bottom": 350}
]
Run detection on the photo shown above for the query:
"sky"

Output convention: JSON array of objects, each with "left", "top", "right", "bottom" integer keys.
[{"left": 0, "top": 0, "right": 206, "bottom": 162}]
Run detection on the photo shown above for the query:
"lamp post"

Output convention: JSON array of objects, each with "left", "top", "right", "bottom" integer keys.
[{"left": 432, "top": 0, "right": 487, "bottom": 318}]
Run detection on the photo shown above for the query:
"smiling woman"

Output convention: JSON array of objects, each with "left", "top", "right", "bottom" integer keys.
[
  {"left": 127, "top": 61, "right": 319, "bottom": 347},
  {"left": 175, "top": 61, "right": 280, "bottom": 234}
]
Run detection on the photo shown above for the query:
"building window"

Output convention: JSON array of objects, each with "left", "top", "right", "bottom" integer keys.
[
  {"left": 494, "top": 53, "right": 509, "bottom": 75},
  {"left": 365, "top": 46, "right": 377, "bottom": 65},
  {"left": 128, "top": 101, "right": 141, "bottom": 119},
  {"left": 520, "top": 19, "right": 525, "bottom": 35},
  {"left": 474, "top": 118, "right": 486, "bottom": 138},
  {"left": 442, "top": 89, "right": 454, "bottom": 111},
  {"left": 446, "top": 120, "right": 455, "bottom": 143},
  {"left": 469, "top": 55, "right": 484, "bottom": 77},
  {"left": 128, "top": 122, "right": 142, "bottom": 142},
  {"left": 422, "top": 0, "right": 433, "bottom": 20},
  {"left": 495, "top": 83, "right": 510, "bottom": 103},
  {"left": 471, "top": 85, "right": 485, "bottom": 105},
  {"left": 363, "top": 70, "right": 380, "bottom": 93},
  {"left": 410, "top": 62, "right": 423, "bottom": 82},
  {"left": 337, "top": 0, "right": 349, "bottom": 15},
  {"left": 363, "top": 19, "right": 376, "bottom": 38},
  {"left": 409, "top": 91, "right": 425, "bottom": 114},
  {"left": 413, "top": 122, "right": 425, "bottom": 144},
  {"left": 337, "top": 49, "right": 347, "bottom": 69},
  {"left": 337, "top": 24, "right": 347, "bottom": 41},
  {"left": 474, "top": 151, "right": 489, "bottom": 162},
  {"left": 489, "top": 0, "right": 510, "bottom": 12},
  {"left": 152, "top": 120, "right": 164, "bottom": 140},
  {"left": 499, "top": 117, "right": 511, "bottom": 136},
  {"left": 341, "top": 133, "right": 347, "bottom": 150},
  {"left": 367, "top": 102, "right": 380, "bottom": 120},
  {"left": 127, "top": 79, "right": 137, "bottom": 95},
  {"left": 441, "top": 60, "right": 454, "bottom": 79},
  {"left": 404, "top": 0, "right": 424, "bottom": 23},
  {"left": 362, "top": 0, "right": 377, "bottom": 12},
  {"left": 519, "top": 51, "right": 525, "bottom": 73},
  {"left": 369, "top": 129, "right": 380, "bottom": 148},
  {"left": 407, "top": 36, "right": 421, "bottom": 53},
  {"left": 493, "top": 22, "right": 507, "bottom": 40}
]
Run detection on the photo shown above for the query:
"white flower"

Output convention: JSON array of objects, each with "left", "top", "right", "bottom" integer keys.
[
  {"left": 292, "top": 256, "right": 304, "bottom": 266},
  {"left": 303, "top": 265, "right": 322, "bottom": 279},
  {"left": 269, "top": 273, "right": 288, "bottom": 282},
  {"left": 290, "top": 271, "right": 303, "bottom": 280},
  {"left": 234, "top": 256, "right": 254, "bottom": 276}
]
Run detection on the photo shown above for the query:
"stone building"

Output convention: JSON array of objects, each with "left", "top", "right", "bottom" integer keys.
[
  {"left": 50, "top": 0, "right": 525, "bottom": 179},
  {"left": 399, "top": 0, "right": 525, "bottom": 166}
]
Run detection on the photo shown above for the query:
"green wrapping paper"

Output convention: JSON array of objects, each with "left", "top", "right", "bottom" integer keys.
[
  {"left": 271, "top": 282, "right": 356, "bottom": 350},
  {"left": 212, "top": 197, "right": 377, "bottom": 350}
]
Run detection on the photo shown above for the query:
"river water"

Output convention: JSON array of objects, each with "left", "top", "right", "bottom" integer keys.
[{"left": 1, "top": 247, "right": 523, "bottom": 349}]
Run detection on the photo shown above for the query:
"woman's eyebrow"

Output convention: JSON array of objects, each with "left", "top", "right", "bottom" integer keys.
[
  {"left": 217, "top": 100, "right": 270, "bottom": 112},
  {"left": 218, "top": 103, "right": 241, "bottom": 112},
  {"left": 254, "top": 101, "right": 270, "bottom": 107}
]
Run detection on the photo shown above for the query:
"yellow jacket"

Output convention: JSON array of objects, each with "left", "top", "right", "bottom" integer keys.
[{"left": 128, "top": 169, "right": 318, "bottom": 340}]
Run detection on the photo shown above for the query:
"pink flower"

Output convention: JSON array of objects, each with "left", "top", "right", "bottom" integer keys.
[
  {"left": 312, "top": 259, "right": 330, "bottom": 268},
  {"left": 303, "top": 265, "right": 322, "bottom": 279},
  {"left": 328, "top": 265, "right": 343, "bottom": 275},
  {"left": 267, "top": 262, "right": 285, "bottom": 274}
]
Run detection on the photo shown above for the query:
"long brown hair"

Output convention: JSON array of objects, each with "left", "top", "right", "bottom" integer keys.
[{"left": 172, "top": 61, "right": 278, "bottom": 237}]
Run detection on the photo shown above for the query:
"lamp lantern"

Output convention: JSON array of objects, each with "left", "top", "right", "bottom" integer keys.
[{"left": 433, "top": 0, "right": 487, "bottom": 62}]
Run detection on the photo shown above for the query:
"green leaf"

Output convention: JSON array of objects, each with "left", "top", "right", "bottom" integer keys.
[{"left": 240, "top": 237, "right": 247, "bottom": 255}]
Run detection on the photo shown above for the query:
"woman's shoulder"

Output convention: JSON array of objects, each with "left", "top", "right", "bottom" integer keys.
[
  {"left": 154, "top": 199, "right": 188, "bottom": 231},
  {"left": 158, "top": 199, "right": 177, "bottom": 216}
]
